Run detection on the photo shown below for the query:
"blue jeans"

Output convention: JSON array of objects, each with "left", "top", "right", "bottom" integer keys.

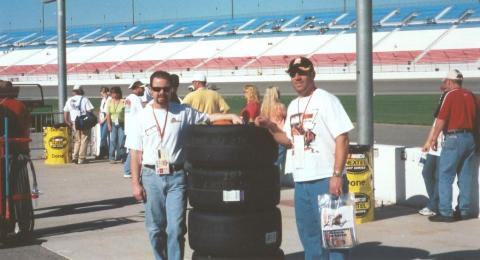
[
  {"left": 421, "top": 154, "right": 439, "bottom": 212},
  {"left": 109, "top": 124, "right": 126, "bottom": 161},
  {"left": 141, "top": 166, "right": 187, "bottom": 260},
  {"left": 99, "top": 121, "right": 109, "bottom": 157},
  {"left": 124, "top": 152, "right": 131, "bottom": 176},
  {"left": 438, "top": 133, "right": 476, "bottom": 217},
  {"left": 294, "top": 177, "right": 349, "bottom": 260}
]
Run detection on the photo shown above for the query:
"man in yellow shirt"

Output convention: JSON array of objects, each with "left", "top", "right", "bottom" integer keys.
[{"left": 182, "top": 72, "right": 230, "bottom": 114}]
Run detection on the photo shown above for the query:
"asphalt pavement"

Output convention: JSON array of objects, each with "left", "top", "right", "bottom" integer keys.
[{"left": 0, "top": 147, "right": 479, "bottom": 260}]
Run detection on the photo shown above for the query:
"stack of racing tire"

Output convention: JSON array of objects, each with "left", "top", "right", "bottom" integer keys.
[{"left": 185, "top": 124, "right": 284, "bottom": 259}]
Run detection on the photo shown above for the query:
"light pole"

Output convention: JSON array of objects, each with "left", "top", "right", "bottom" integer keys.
[
  {"left": 43, "top": 0, "right": 67, "bottom": 120},
  {"left": 231, "top": 0, "right": 234, "bottom": 19},
  {"left": 132, "top": 0, "right": 135, "bottom": 25}
]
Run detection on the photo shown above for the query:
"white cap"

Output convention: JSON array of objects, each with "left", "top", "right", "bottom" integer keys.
[
  {"left": 445, "top": 69, "right": 463, "bottom": 80},
  {"left": 187, "top": 85, "right": 195, "bottom": 91},
  {"left": 129, "top": 80, "right": 145, "bottom": 89},
  {"left": 192, "top": 72, "right": 206, "bottom": 82},
  {"left": 73, "top": 84, "right": 82, "bottom": 90}
]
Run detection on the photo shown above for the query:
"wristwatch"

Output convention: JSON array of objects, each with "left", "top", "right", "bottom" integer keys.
[{"left": 332, "top": 170, "right": 343, "bottom": 177}]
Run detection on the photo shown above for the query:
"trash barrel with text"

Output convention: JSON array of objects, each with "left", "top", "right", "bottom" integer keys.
[
  {"left": 346, "top": 145, "right": 374, "bottom": 224},
  {"left": 43, "top": 126, "right": 71, "bottom": 165}
]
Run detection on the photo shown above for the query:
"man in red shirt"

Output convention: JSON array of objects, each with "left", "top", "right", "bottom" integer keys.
[
  {"left": 428, "top": 69, "right": 477, "bottom": 222},
  {"left": 0, "top": 80, "right": 30, "bottom": 154}
]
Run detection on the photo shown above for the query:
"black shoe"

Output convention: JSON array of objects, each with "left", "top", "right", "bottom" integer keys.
[
  {"left": 429, "top": 214, "right": 455, "bottom": 223},
  {"left": 453, "top": 209, "right": 461, "bottom": 221},
  {"left": 460, "top": 215, "right": 477, "bottom": 221},
  {"left": 72, "top": 159, "right": 78, "bottom": 164}
]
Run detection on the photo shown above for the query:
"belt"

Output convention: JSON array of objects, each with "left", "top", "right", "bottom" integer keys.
[
  {"left": 446, "top": 129, "right": 472, "bottom": 135},
  {"left": 143, "top": 163, "right": 184, "bottom": 172}
]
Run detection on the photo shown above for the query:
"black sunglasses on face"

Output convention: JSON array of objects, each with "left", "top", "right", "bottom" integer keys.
[
  {"left": 288, "top": 69, "right": 310, "bottom": 78},
  {"left": 151, "top": 87, "right": 171, "bottom": 92}
]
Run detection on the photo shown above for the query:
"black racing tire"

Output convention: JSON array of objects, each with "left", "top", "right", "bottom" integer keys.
[
  {"left": 184, "top": 125, "right": 278, "bottom": 168},
  {"left": 187, "top": 165, "right": 280, "bottom": 212},
  {"left": 188, "top": 208, "right": 282, "bottom": 257},
  {"left": 192, "top": 249, "right": 285, "bottom": 260}
]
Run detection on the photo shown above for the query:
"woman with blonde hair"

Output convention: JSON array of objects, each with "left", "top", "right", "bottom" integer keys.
[
  {"left": 260, "top": 86, "right": 286, "bottom": 130},
  {"left": 260, "top": 86, "right": 291, "bottom": 186},
  {"left": 240, "top": 84, "right": 261, "bottom": 123}
]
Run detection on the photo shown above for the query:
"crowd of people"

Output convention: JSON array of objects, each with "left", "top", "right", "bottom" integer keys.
[
  {"left": 60, "top": 59, "right": 478, "bottom": 260},
  {"left": 60, "top": 56, "right": 355, "bottom": 259}
]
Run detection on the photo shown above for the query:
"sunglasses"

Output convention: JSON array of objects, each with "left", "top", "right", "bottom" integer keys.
[
  {"left": 151, "top": 87, "right": 171, "bottom": 92},
  {"left": 288, "top": 69, "right": 310, "bottom": 78}
]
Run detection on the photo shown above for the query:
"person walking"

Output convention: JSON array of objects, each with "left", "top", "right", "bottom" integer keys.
[
  {"left": 63, "top": 85, "right": 94, "bottom": 164},
  {"left": 182, "top": 72, "right": 230, "bottom": 114},
  {"left": 124, "top": 81, "right": 146, "bottom": 178},
  {"left": 255, "top": 57, "right": 353, "bottom": 259},
  {"left": 428, "top": 69, "right": 477, "bottom": 222},
  {"left": 106, "top": 87, "right": 126, "bottom": 164},
  {"left": 126, "top": 70, "right": 241, "bottom": 260},
  {"left": 98, "top": 87, "right": 110, "bottom": 159},
  {"left": 240, "top": 84, "right": 261, "bottom": 123}
]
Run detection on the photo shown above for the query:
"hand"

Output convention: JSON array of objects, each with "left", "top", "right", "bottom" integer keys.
[
  {"left": 429, "top": 140, "right": 438, "bottom": 151},
  {"left": 329, "top": 176, "right": 343, "bottom": 197},
  {"left": 421, "top": 143, "right": 429, "bottom": 153},
  {"left": 230, "top": 114, "right": 243, "bottom": 124},
  {"left": 132, "top": 182, "right": 146, "bottom": 202},
  {"left": 254, "top": 116, "right": 271, "bottom": 129}
]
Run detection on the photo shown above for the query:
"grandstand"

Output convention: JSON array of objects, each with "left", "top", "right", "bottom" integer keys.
[{"left": 0, "top": 2, "right": 479, "bottom": 85}]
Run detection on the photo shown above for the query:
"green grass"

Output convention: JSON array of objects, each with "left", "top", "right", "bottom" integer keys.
[{"left": 35, "top": 95, "right": 439, "bottom": 126}]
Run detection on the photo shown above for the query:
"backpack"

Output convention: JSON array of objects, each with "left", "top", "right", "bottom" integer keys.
[{"left": 74, "top": 97, "right": 97, "bottom": 130}]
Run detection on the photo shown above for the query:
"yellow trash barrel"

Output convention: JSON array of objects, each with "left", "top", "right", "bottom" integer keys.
[
  {"left": 43, "top": 126, "right": 71, "bottom": 165},
  {"left": 346, "top": 145, "right": 374, "bottom": 224}
]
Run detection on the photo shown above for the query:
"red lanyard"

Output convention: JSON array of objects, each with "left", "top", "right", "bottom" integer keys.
[
  {"left": 152, "top": 106, "right": 169, "bottom": 141},
  {"left": 298, "top": 93, "right": 313, "bottom": 127}
]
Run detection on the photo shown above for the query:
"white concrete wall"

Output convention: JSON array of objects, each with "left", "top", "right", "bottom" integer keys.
[
  {"left": 219, "top": 36, "right": 285, "bottom": 57},
  {"left": 432, "top": 27, "right": 480, "bottom": 50},
  {"left": 0, "top": 48, "right": 44, "bottom": 66},
  {"left": 174, "top": 39, "right": 237, "bottom": 59},
  {"left": 66, "top": 45, "right": 114, "bottom": 63},
  {"left": 374, "top": 29, "right": 445, "bottom": 52},
  {"left": 127, "top": 41, "right": 193, "bottom": 61},
  {"left": 262, "top": 34, "right": 333, "bottom": 56}
]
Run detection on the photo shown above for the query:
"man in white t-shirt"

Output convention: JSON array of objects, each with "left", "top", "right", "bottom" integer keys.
[
  {"left": 63, "top": 85, "right": 95, "bottom": 164},
  {"left": 256, "top": 57, "right": 353, "bottom": 259},
  {"left": 418, "top": 84, "right": 448, "bottom": 217},
  {"left": 124, "top": 80, "right": 145, "bottom": 178},
  {"left": 126, "top": 71, "right": 241, "bottom": 260}
]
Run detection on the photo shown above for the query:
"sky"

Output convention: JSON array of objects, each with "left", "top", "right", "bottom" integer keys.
[{"left": 0, "top": 0, "right": 477, "bottom": 32}]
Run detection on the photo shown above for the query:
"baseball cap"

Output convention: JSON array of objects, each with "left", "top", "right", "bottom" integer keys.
[
  {"left": 286, "top": 56, "right": 314, "bottom": 75},
  {"left": 129, "top": 80, "right": 145, "bottom": 89},
  {"left": 444, "top": 69, "right": 463, "bottom": 80},
  {"left": 192, "top": 72, "right": 207, "bottom": 82},
  {"left": 73, "top": 84, "right": 82, "bottom": 90},
  {"left": 187, "top": 85, "right": 195, "bottom": 91}
]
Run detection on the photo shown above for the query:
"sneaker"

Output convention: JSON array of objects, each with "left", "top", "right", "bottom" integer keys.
[
  {"left": 77, "top": 159, "right": 86, "bottom": 164},
  {"left": 418, "top": 207, "right": 436, "bottom": 216},
  {"left": 123, "top": 174, "right": 132, "bottom": 178}
]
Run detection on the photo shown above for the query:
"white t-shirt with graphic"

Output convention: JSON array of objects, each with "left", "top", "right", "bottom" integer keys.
[
  {"left": 124, "top": 93, "right": 144, "bottom": 137},
  {"left": 125, "top": 101, "right": 208, "bottom": 165},
  {"left": 63, "top": 95, "right": 94, "bottom": 121},
  {"left": 284, "top": 88, "right": 354, "bottom": 182}
]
